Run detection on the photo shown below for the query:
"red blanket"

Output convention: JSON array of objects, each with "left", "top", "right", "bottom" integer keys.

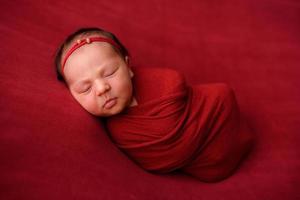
[{"left": 105, "top": 67, "right": 254, "bottom": 182}]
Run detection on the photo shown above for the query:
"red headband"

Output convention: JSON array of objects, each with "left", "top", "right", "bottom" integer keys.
[{"left": 61, "top": 36, "right": 122, "bottom": 77}]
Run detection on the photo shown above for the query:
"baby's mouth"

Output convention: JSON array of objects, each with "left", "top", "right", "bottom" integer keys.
[{"left": 103, "top": 97, "right": 117, "bottom": 109}]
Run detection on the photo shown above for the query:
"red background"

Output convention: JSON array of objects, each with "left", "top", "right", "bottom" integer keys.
[{"left": 0, "top": 0, "right": 299, "bottom": 199}]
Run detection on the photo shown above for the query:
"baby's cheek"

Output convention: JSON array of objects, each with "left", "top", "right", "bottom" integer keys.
[
  {"left": 110, "top": 78, "right": 123, "bottom": 91},
  {"left": 80, "top": 96, "right": 99, "bottom": 113},
  {"left": 120, "top": 76, "right": 133, "bottom": 89},
  {"left": 117, "top": 81, "right": 132, "bottom": 98}
]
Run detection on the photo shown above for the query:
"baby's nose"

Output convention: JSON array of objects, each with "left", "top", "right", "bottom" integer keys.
[{"left": 94, "top": 80, "right": 110, "bottom": 96}]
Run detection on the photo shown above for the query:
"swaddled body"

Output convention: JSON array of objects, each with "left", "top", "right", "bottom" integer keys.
[
  {"left": 105, "top": 67, "right": 254, "bottom": 182},
  {"left": 55, "top": 28, "right": 254, "bottom": 182}
]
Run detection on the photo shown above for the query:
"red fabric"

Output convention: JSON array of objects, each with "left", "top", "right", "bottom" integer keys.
[
  {"left": 105, "top": 67, "right": 254, "bottom": 182},
  {"left": 1, "top": 0, "right": 300, "bottom": 199}
]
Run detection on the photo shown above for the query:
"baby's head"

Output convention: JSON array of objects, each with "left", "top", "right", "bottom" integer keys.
[{"left": 54, "top": 27, "right": 137, "bottom": 117}]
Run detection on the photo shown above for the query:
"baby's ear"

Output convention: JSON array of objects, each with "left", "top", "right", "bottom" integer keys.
[
  {"left": 129, "top": 68, "right": 134, "bottom": 78},
  {"left": 124, "top": 56, "right": 134, "bottom": 77},
  {"left": 125, "top": 56, "right": 129, "bottom": 65}
]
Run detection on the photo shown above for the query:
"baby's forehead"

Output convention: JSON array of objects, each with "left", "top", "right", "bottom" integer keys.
[{"left": 70, "top": 42, "right": 118, "bottom": 63}]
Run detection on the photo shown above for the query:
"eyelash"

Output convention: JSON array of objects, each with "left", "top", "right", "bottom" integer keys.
[
  {"left": 104, "top": 69, "right": 117, "bottom": 77},
  {"left": 80, "top": 86, "right": 91, "bottom": 93}
]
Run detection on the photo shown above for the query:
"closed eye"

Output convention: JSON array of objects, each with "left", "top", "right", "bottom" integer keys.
[
  {"left": 80, "top": 86, "right": 91, "bottom": 94},
  {"left": 104, "top": 67, "right": 118, "bottom": 77}
]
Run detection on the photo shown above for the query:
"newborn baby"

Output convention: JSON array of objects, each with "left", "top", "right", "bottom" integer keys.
[{"left": 54, "top": 27, "right": 254, "bottom": 182}]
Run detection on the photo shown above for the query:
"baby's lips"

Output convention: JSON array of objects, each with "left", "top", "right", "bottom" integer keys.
[{"left": 103, "top": 97, "right": 117, "bottom": 109}]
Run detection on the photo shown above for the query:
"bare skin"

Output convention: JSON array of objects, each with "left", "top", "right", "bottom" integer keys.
[{"left": 62, "top": 34, "right": 137, "bottom": 117}]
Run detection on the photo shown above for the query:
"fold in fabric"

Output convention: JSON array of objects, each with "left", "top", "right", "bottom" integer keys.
[{"left": 105, "top": 67, "right": 254, "bottom": 182}]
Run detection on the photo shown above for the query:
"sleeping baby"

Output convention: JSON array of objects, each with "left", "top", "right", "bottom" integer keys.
[{"left": 54, "top": 27, "right": 254, "bottom": 182}]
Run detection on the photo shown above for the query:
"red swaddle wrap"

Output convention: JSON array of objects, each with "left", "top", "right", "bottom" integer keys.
[{"left": 105, "top": 67, "right": 254, "bottom": 182}]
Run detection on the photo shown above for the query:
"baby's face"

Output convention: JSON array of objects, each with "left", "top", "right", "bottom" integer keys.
[{"left": 62, "top": 39, "right": 135, "bottom": 117}]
